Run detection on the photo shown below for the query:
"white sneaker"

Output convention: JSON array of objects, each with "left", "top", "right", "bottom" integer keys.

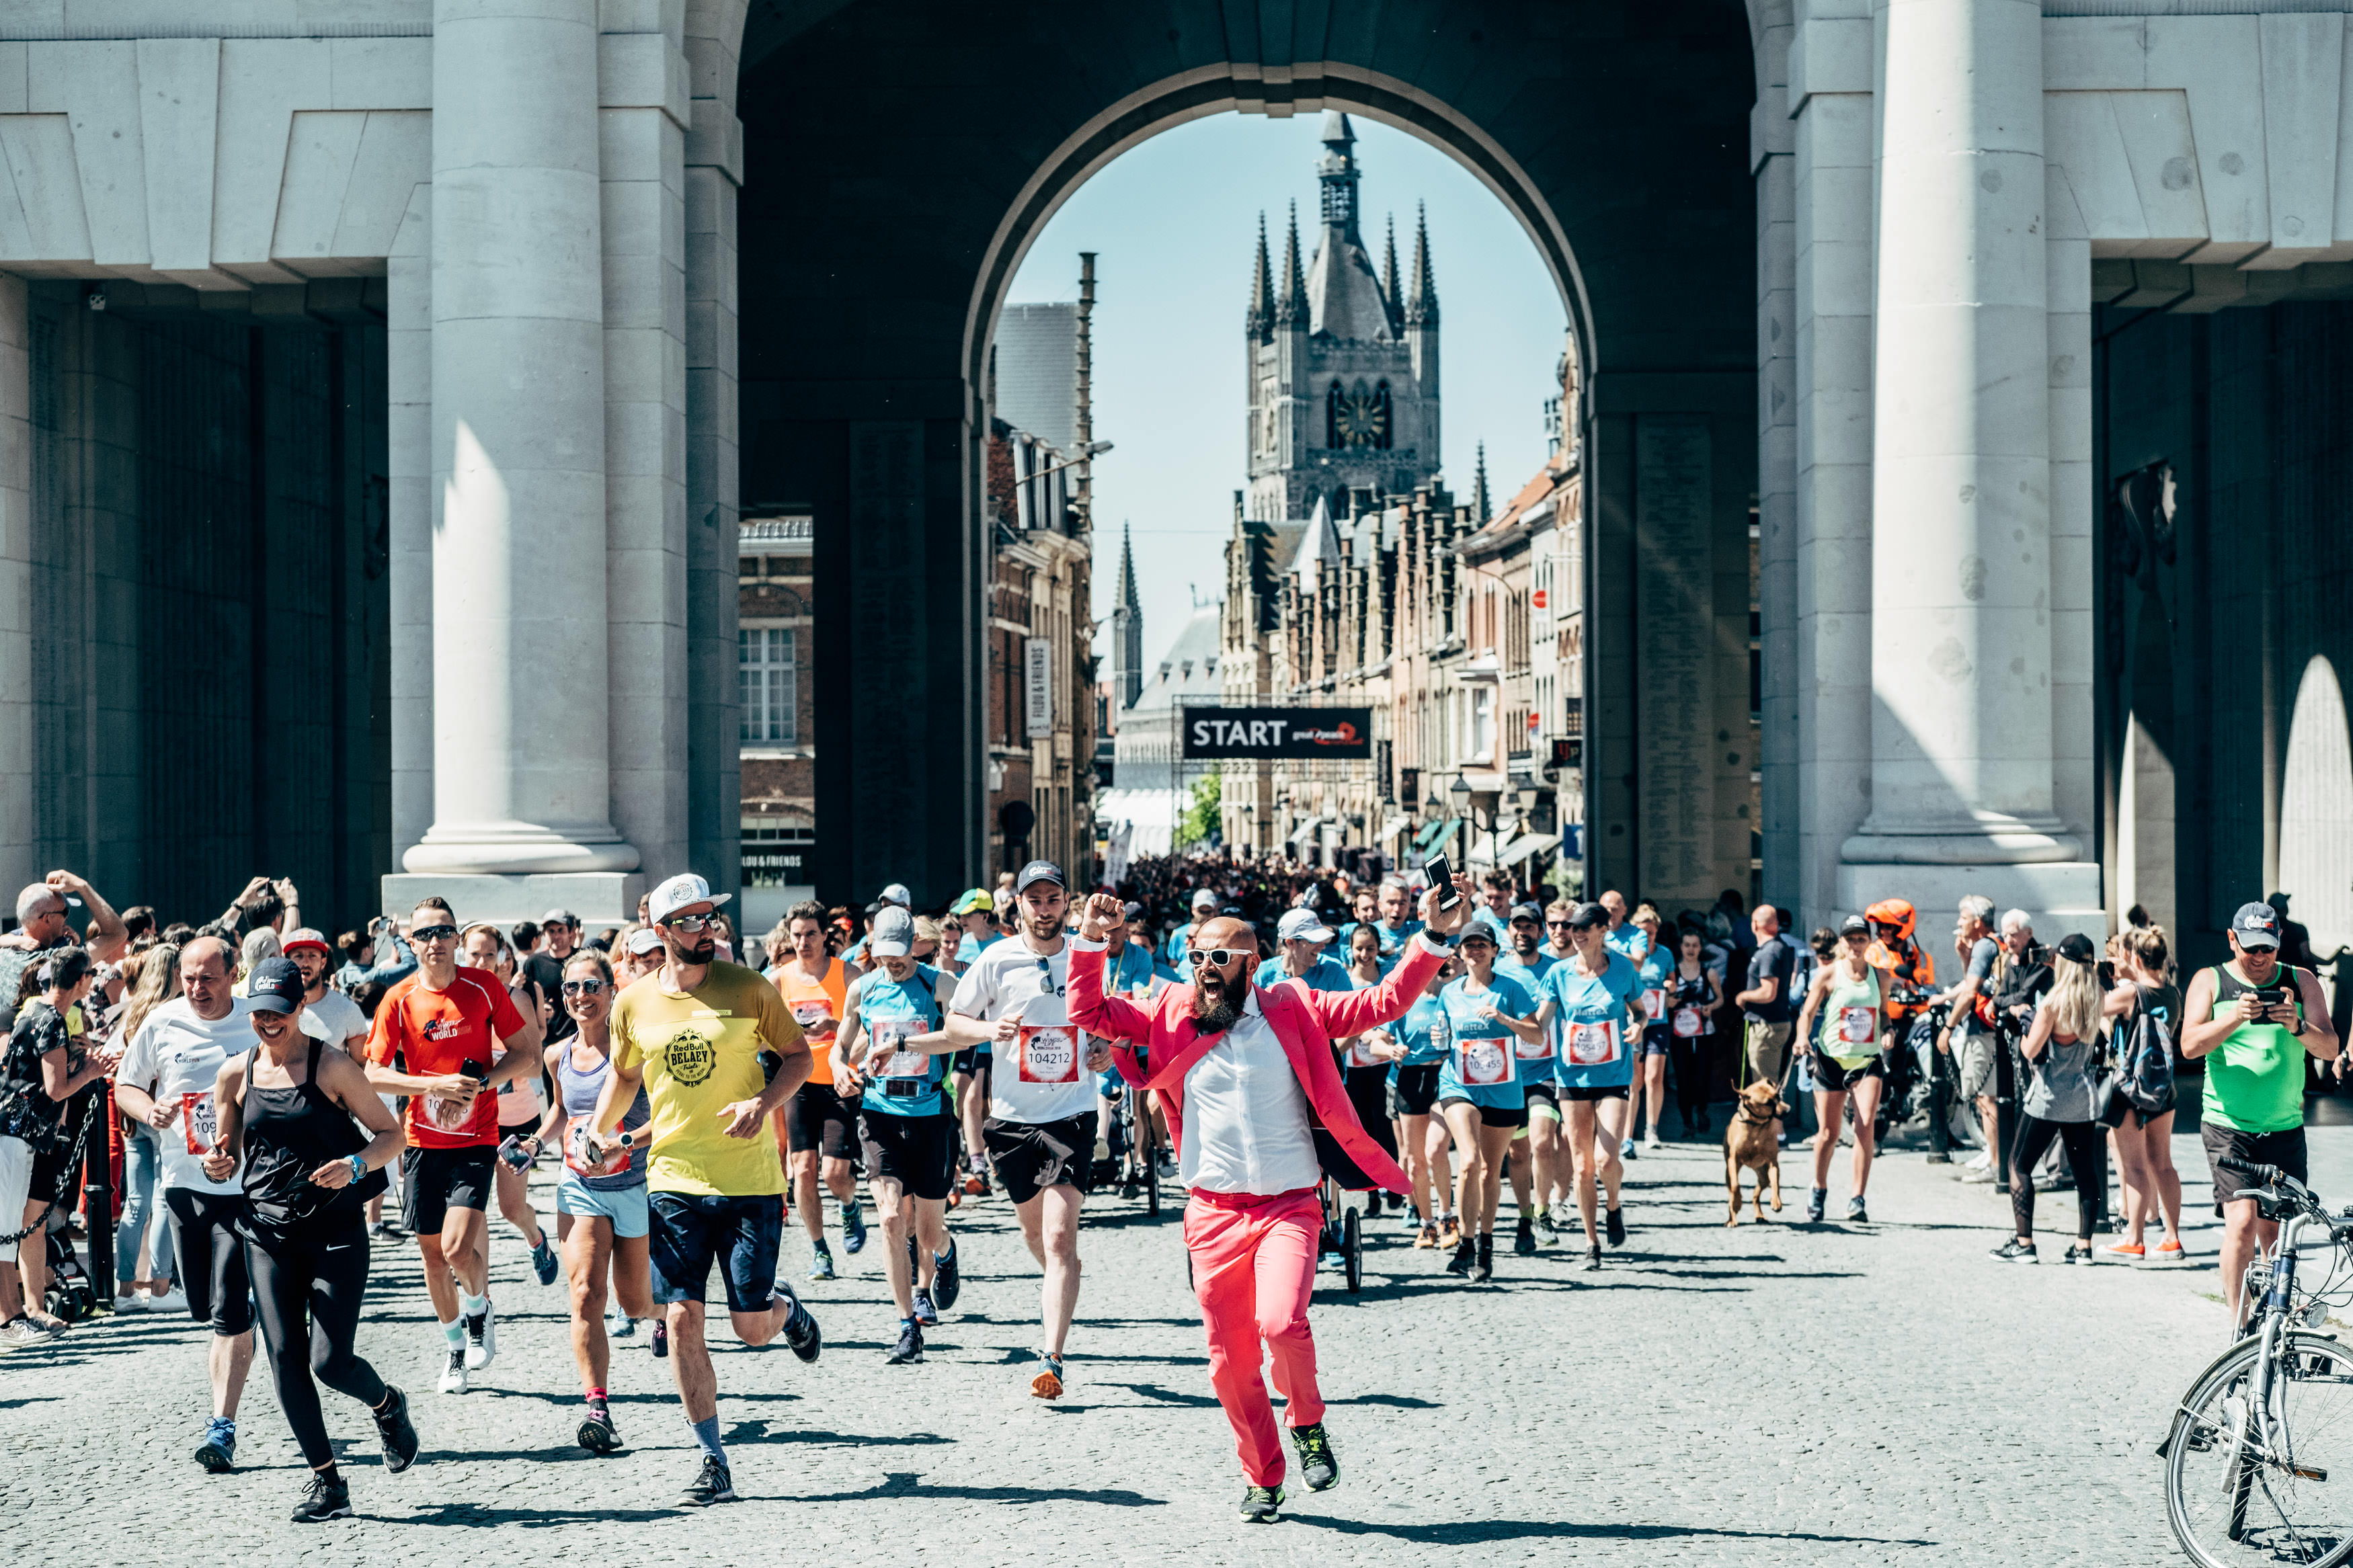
[
  {"left": 1964, "top": 1151, "right": 1991, "bottom": 1171},
  {"left": 463, "top": 1300, "right": 497, "bottom": 1370},
  {"left": 439, "top": 1346, "right": 468, "bottom": 1394},
  {"left": 144, "top": 1288, "right": 188, "bottom": 1315},
  {"left": 116, "top": 1292, "right": 147, "bottom": 1313},
  {"left": 1642, "top": 1133, "right": 1663, "bottom": 1151},
  {"left": 1958, "top": 1165, "right": 1997, "bottom": 1185}
]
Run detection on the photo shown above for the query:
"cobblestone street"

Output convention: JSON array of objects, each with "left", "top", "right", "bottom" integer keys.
[{"left": 5, "top": 1124, "right": 2309, "bottom": 1567}]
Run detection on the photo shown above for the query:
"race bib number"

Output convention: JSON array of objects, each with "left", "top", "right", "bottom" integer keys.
[
  {"left": 1564, "top": 1019, "right": 1622, "bottom": 1067},
  {"left": 1456, "top": 1037, "right": 1513, "bottom": 1087},
  {"left": 1345, "top": 1036, "right": 1381, "bottom": 1069},
  {"left": 1838, "top": 1006, "right": 1878, "bottom": 1046},
  {"left": 1672, "top": 1006, "right": 1705, "bottom": 1039},
  {"left": 180, "top": 1091, "right": 218, "bottom": 1156},
  {"left": 423, "top": 1090, "right": 475, "bottom": 1133},
  {"left": 1642, "top": 988, "right": 1666, "bottom": 1022},
  {"left": 1017, "top": 1024, "right": 1081, "bottom": 1084},
  {"left": 791, "top": 1001, "right": 834, "bottom": 1034},
  {"left": 869, "top": 1018, "right": 929, "bottom": 1080},
  {"left": 1513, "top": 1024, "right": 1555, "bottom": 1062}
]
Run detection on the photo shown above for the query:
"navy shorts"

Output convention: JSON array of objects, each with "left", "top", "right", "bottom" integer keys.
[{"left": 647, "top": 1192, "right": 784, "bottom": 1313}]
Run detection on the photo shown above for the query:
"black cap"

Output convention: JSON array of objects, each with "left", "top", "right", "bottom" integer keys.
[
  {"left": 2232, "top": 902, "right": 2281, "bottom": 950},
  {"left": 1014, "top": 859, "right": 1065, "bottom": 893},
  {"left": 238, "top": 956, "right": 307, "bottom": 1017},
  {"left": 1509, "top": 903, "right": 1544, "bottom": 923},
  {"left": 1839, "top": 913, "right": 1869, "bottom": 936},
  {"left": 2056, "top": 932, "right": 2098, "bottom": 964},
  {"left": 1566, "top": 901, "right": 1608, "bottom": 930}
]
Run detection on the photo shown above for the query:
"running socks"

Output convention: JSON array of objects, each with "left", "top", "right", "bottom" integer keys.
[
  {"left": 458, "top": 1290, "right": 489, "bottom": 1321},
  {"left": 440, "top": 1317, "right": 465, "bottom": 1348},
  {"left": 689, "top": 1415, "right": 726, "bottom": 1464}
]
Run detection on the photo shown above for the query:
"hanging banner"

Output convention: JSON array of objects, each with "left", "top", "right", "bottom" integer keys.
[
  {"left": 1182, "top": 707, "right": 1373, "bottom": 760},
  {"left": 1025, "top": 638, "right": 1053, "bottom": 737}
]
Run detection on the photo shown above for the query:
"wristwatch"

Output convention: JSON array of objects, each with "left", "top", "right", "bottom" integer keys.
[
  {"left": 1425, "top": 930, "right": 1456, "bottom": 949},
  {"left": 346, "top": 1154, "right": 367, "bottom": 1183}
]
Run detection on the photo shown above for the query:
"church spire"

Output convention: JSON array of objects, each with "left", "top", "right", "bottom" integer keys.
[
  {"left": 1474, "top": 442, "right": 1490, "bottom": 522},
  {"left": 1246, "top": 211, "right": 1271, "bottom": 337},
  {"left": 1406, "top": 201, "right": 1438, "bottom": 326},
  {"left": 1381, "top": 212, "right": 1400, "bottom": 329},
  {"left": 1117, "top": 520, "right": 1140, "bottom": 612},
  {"left": 1275, "top": 201, "right": 1307, "bottom": 326},
  {"left": 1316, "top": 110, "right": 1363, "bottom": 245}
]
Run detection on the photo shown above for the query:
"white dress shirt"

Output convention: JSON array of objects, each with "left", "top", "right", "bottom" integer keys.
[{"left": 1180, "top": 986, "right": 1320, "bottom": 1197}]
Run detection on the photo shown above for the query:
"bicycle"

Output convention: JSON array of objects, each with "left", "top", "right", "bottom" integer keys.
[{"left": 2161, "top": 1156, "right": 2353, "bottom": 1566}]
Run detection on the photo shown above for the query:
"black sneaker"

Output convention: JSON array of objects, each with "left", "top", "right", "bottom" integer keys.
[
  {"left": 679, "top": 1454, "right": 737, "bottom": 1507},
  {"left": 651, "top": 1320, "right": 668, "bottom": 1359},
  {"left": 931, "top": 1237, "right": 961, "bottom": 1313},
  {"left": 1470, "top": 1234, "right": 1493, "bottom": 1284},
  {"left": 1512, "top": 1219, "right": 1536, "bottom": 1256},
  {"left": 1603, "top": 1206, "right": 1626, "bottom": 1247},
  {"left": 1240, "top": 1483, "right": 1286, "bottom": 1523},
  {"left": 887, "top": 1318, "right": 924, "bottom": 1365},
  {"left": 577, "top": 1400, "right": 622, "bottom": 1454},
  {"left": 1847, "top": 1196, "right": 1869, "bottom": 1224},
  {"left": 776, "top": 1284, "right": 822, "bottom": 1362},
  {"left": 1290, "top": 1421, "right": 1339, "bottom": 1491},
  {"left": 2063, "top": 1242, "right": 2093, "bottom": 1265},
  {"left": 911, "top": 1289, "right": 939, "bottom": 1327},
  {"left": 290, "top": 1469, "right": 353, "bottom": 1523},
  {"left": 1805, "top": 1188, "right": 1827, "bottom": 1224},
  {"left": 371, "top": 1385, "right": 419, "bottom": 1473},
  {"left": 1445, "top": 1238, "right": 1474, "bottom": 1276},
  {"left": 1990, "top": 1238, "right": 2039, "bottom": 1264}
]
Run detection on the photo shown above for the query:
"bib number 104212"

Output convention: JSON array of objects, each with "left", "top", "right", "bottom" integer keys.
[{"left": 1017, "top": 1025, "right": 1081, "bottom": 1084}]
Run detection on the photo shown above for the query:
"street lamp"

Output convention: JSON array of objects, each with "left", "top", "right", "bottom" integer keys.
[{"left": 1448, "top": 774, "right": 1472, "bottom": 811}]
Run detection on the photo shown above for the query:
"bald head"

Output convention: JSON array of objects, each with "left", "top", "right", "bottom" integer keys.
[
  {"left": 180, "top": 934, "right": 237, "bottom": 1021},
  {"left": 1193, "top": 916, "right": 1254, "bottom": 954}
]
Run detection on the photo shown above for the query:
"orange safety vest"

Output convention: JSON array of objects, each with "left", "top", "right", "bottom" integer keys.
[{"left": 1865, "top": 939, "right": 1936, "bottom": 1020}]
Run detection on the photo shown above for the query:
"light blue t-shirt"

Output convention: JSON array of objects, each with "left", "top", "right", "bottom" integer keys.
[
  {"left": 1108, "top": 939, "right": 1157, "bottom": 995},
  {"left": 1341, "top": 918, "right": 1424, "bottom": 962},
  {"left": 1497, "top": 950, "right": 1562, "bottom": 1082},
  {"left": 1604, "top": 923, "right": 1651, "bottom": 965},
  {"left": 1471, "top": 907, "right": 1511, "bottom": 946},
  {"left": 1436, "top": 970, "right": 1537, "bottom": 1110},
  {"left": 851, "top": 964, "right": 949, "bottom": 1118},
  {"left": 1253, "top": 954, "right": 1355, "bottom": 994},
  {"left": 1543, "top": 950, "right": 1645, "bottom": 1090},
  {"left": 1387, "top": 992, "right": 1453, "bottom": 1075},
  {"left": 956, "top": 930, "right": 1002, "bottom": 964}
]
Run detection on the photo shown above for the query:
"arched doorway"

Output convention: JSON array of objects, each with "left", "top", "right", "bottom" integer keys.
[
  {"left": 2280, "top": 655, "right": 2353, "bottom": 964},
  {"left": 732, "top": 3, "right": 1757, "bottom": 905}
]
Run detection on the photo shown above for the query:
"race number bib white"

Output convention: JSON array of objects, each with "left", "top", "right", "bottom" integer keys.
[
  {"left": 1345, "top": 1036, "right": 1381, "bottom": 1068},
  {"left": 1642, "top": 988, "right": 1666, "bottom": 1022},
  {"left": 791, "top": 1000, "right": 834, "bottom": 1034},
  {"left": 1017, "top": 1024, "right": 1080, "bottom": 1084},
  {"left": 1456, "top": 1037, "right": 1513, "bottom": 1087},
  {"left": 1838, "top": 1005, "right": 1878, "bottom": 1046},
  {"left": 869, "top": 1018, "right": 928, "bottom": 1079},
  {"left": 1564, "top": 1019, "right": 1622, "bottom": 1067},
  {"left": 423, "top": 1090, "right": 474, "bottom": 1133},
  {"left": 1513, "top": 1023, "right": 1555, "bottom": 1062},
  {"left": 1671, "top": 1006, "right": 1705, "bottom": 1039},
  {"left": 180, "top": 1091, "right": 218, "bottom": 1157}
]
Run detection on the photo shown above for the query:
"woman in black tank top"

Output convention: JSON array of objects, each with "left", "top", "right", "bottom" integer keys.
[{"left": 202, "top": 958, "right": 413, "bottom": 1522}]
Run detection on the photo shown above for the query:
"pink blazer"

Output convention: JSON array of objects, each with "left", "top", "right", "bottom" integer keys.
[{"left": 1066, "top": 936, "right": 1445, "bottom": 1195}]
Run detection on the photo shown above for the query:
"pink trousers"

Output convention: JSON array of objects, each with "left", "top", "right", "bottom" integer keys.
[{"left": 1184, "top": 1188, "right": 1324, "bottom": 1487}]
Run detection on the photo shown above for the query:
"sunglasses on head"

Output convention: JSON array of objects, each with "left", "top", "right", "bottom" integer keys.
[
  {"left": 662, "top": 914, "right": 715, "bottom": 934},
  {"left": 1188, "top": 948, "right": 1242, "bottom": 968},
  {"left": 411, "top": 924, "right": 458, "bottom": 943},
  {"left": 560, "top": 978, "right": 608, "bottom": 996}
]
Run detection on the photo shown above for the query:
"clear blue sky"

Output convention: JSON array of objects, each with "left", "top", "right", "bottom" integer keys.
[{"left": 1002, "top": 112, "right": 1566, "bottom": 673}]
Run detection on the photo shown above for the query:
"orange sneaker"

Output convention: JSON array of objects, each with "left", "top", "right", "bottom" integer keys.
[
  {"left": 2153, "top": 1239, "right": 2188, "bottom": 1264},
  {"left": 2100, "top": 1241, "right": 2145, "bottom": 1263},
  {"left": 1030, "top": 1354, "right": 1064, "bottom": 1400}
]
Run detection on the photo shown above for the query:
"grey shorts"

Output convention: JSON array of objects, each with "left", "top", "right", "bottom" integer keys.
[{"left": 1956, "top": 1028, "right": 1999, "bottom": 1101}]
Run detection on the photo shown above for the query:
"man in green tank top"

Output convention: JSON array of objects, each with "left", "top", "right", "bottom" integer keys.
[{"left": 2182, "top": 902, "right": 2340, "bottom": 1319}]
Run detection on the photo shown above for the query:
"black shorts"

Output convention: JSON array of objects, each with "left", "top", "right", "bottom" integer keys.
[
  {"left": 860, "top": 1110, "right": 957, "bottom": 1201},
  {"left": 647, "top": 1191, "right": 785, "bottom": 1312},
  {"left": 1808, "top": 1050, "right": 1883, "bottom": 1092},
  {"left": 950, "top": 1047, "right": 990, "bottom": 1077},
  {"left": 982, "top": 1114, "right": 1097, "bottom": 1206},
  {"left": 1562, "top": 1083, "right": 1630, "bottom": 1104},
  {"left": 785, "top": 1081, "right": 859, "bottom": 1159},
  {"left": 1439, "top": 1095, "right": 1527, "bottom": 1130},
  {"left": 1521, "top": 1079, "right": 1560, "bottom": 1116},
  {"left": 1390, "top": 1063, "right": 1442, "bottom": 1117},
  {"left": 163, "top": 1188, "right": 254, "bottom": 1336},
  {"left": 401, "top": 1145, "right": 497, "bottom": 1236},
  {"left": 2203, "top": 1123, "right": 2309, "bottom": 1203}
]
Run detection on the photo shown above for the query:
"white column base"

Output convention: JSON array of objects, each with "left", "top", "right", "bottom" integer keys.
[
  {"left": 381, "top": 872, "right": 646, "bottom": 927},
  {"left": 1834, "top": 861, "right": 2105, "bottom": 942}
]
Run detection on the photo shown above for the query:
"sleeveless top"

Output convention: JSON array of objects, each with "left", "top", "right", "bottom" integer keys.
[
  {"left": 1818, "top": 962, "right": 1884, "bottom": 1069},
  {"left": 2204, "top": 964, "right": 2308, "bottom": 1134},
  {"left": 2022, "top": 1028, "right": 2096, "bottom": 1123},
  {"left": 555, "top": 1038, "right": 649, "bottom": 1192},
  {"left": 239, "top": 1036, "right": 379, "bottom": 1239}
]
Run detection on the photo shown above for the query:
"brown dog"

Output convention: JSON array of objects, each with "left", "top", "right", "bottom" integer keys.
[{"left": 1724, "top": 1079, "right": 1788, "bottom": 1226}]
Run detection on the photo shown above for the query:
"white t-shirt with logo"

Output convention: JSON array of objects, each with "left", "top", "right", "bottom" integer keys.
[
  {"left": 114, "top": 998, "right": 249, "bottom": 1194},
  {"left": 303, "top": 987, "right": 369, "bottom": 1047},
  {"left": 949, "top": 936, "right": 1099, "bottom": 1126}
]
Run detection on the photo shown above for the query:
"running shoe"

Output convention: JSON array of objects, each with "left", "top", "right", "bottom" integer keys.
[
  {"left": 1471, "top": 1234, "right": 1494, "bottom": 1284},
  {"left": 1413, "top": 1223, "right": 1439, "bottom": 1249},
  {"left": 1989, "top": 1238, "right": 2038, "bottom": 1263},
  {"left": 463, "top": 1302, "right": 496, "bottom": 1370},
  {"left": 1620, "top": 1137, "right": 1638, "bottom": 1160},
  {"left": 1512, "top": 1218, "right": 1536, "bottom": 1257},
  {"left": 194, "top": 1415, "right": 237, "bottom": 1473},
  {"left": 2062, "top": 1242, "right": 2093, "bottom": 1265},
  {"left": 1437, "top": 1216, "right": 1461, "bottom": 1250},
  {"left": 1958, "top": 1165, "right": 1997, "bottom": 1185},
  {"left": 912, "top": 1289, "right": 939, "bottom": 1327},
  {"left": 370, "top": 1219, "right": 407, "bottom": 1242},
  {"left": 1845, "top": 1196, "right": 1868, "bottom": 1224},
  {"left": 1445, "top": 1238, "right": 1474, "bottom": 1277},
  {"left": 1399, "top": 1206, "right": 1421, "bottom": 1237},
  {"left": 1533, "top": 1210, "right": 1558, "bottom": 1247},
  {"left": 1643, "top": 1132, "right": 1662, "bottom": 1151},
  {"left": 842, "top": 1202, "right": 868, "bottom": 1255},
  {"left": 439, "top": 1346, "right": 468, "bottom": 1395},
  {"left": 1603, "top": 1206, "right": 1626, "bottom": 1247},
  {"left": 1805, "top": 1188, "right": 1827, "bottom": 1225},
  {"left": 289, "top": 1469, "right": 353, "bottom": 1523},
  {"left": 807, "top": 1240, "right": 836, "bottom": 1282},
  {"left": 1318, "top": 1248, "right": 1346, "bottom": 1273},
  {"left": 2102, "top": 1241, "right": 2146, "bottom": 1262},
  {"left": 577, "top": 1399, "right": 622, "bottom": 1455},
  {"left": 887, "top": 1319, "right": 924, "bottom": 1365},
  {"left": 145, "top": 1286, "right": 188, "bottom": 1315},
  {"left": 1240, "top": 1483, "right": 1285, "bottom": 1524},
  {"left": 1290, "top": 1422, "right": 1339, "bottom": 1491},
  {"left": 372, "top": 1385, "right": 419, "bottom": 1473},
  {"left": 1031, "top": 1352, "right": 1066, "bottom": 1399},
  {"left": 963, "top": 1157, "right": 989, "bottom": 1197},
  {"left": 931, "top": 1238, "right": 961, "bottom": 1312},
  {"left": 608, "top": 1311, "right": 637, "bottom": 1339},
  {"left": 679, "top": 1454, "right": 737, "bottom": 1507},
  {"left": 651, "top": 1320, "right": 669, "bottom": 1359},
  {"left": 531, "top": 1238, "right": 560, "bottom": 1287},
  {"left": 1583, "top": 1244, "right": 1601, "bottom": 1272},
  {"left": 2153, "top": 1239, "right": 2189, "bottom": 1265},
  {"left": 777, "top": 1282, "right": 822, "bottom": 1362}
]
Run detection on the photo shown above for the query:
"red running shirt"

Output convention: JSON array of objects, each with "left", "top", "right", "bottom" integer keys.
[{"left": 365, "top": 967, "right": 528, "bottom": 1149}]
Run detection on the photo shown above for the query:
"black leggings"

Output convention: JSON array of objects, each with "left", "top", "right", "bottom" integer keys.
[
  {"left": 245, "top": 1218, "right": 386, "bottom": 1468},
  {"left": 2011, "top": 1114, "right": 2102, "bottom": 1243},
  {"left": 1669, "top": 1032, "right": 1712, "bottom": 1117}
]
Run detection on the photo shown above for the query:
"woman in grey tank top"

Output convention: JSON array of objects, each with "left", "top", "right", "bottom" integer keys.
[{"left": 1991, "top": 934, "right": 2108, "bottom": 1266}]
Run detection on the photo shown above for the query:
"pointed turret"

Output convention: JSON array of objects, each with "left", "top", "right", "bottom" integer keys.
[
  {"left": 1316, "top": 112, "right": 1363, "bottom": 245},
  {"left": 1473, "top": 442, "right": 1491, "bottom": 523},
  {"left": 1111, "top": 520, "right": 1144, "bottom": 708},
  {"left": 1406, "top": 202, "right": 1438, "bottom": 326},
  {"left": 1275, "top": 202, "right": 1307, "bottom": 327},
  {"left": 1381, "top": 212, "right": 1400, "bottom": 332},
  {"left": 1246, "top": 211, "right": 1272, "bottom": 339},
  {"left": 1118, "top": 520, "right": 1140, "bottom": 613}
]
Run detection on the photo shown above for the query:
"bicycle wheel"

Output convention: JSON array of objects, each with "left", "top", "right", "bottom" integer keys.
[
  {"left": 1144, "top": 1151, "right": 1160, "bottom": 1216},
  {"left": 2168, "top": 1331, "right": 2353, "bottom": 1568}
]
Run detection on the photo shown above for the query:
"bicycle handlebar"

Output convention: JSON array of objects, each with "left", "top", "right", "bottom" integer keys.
[{"left": 2219, "top": 1155, "right": 2284, "bottom": 1186}]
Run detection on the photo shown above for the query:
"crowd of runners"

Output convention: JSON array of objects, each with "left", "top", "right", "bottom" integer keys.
[{"left": 0, "top": 850, "right": 2337, "bottom": 1524}]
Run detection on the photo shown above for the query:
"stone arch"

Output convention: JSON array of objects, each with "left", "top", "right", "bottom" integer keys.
[{"left": 2280, "top": 654, "right": 2353, "bottom": 959}]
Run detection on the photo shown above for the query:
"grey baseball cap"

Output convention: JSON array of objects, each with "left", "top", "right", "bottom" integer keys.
[
  {"left": 867, "top": 905, "right": 916, "bottom": 958},
  {"left": 2232, "top": 902, "right": 2281, "bottom": 950}
]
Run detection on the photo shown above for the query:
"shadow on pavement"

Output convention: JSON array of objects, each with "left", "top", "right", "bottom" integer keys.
[
  {"left": 1292, "top": 1515, "right": 1937, "bottom": 1546},
  {"left": 793, "top": 1471, "right": 1168, "bottom": 1508}
]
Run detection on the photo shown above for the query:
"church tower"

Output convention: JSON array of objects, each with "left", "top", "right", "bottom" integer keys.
[
  {"left": 1245, "top": 114, "right": 1438, "bottom": 524},
  {"left": 1109, "top": 522, "right": 1144, "bottom": 709}
]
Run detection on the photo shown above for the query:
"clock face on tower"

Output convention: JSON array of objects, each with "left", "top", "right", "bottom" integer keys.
[{"left": 1326, "top": 380, "right": 1393, "bottom": 450}]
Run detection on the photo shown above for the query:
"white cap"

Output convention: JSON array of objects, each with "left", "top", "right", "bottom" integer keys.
[
  {"left": 1191, "top": 889, "right": 1218, "bottom": 912},
  {"left": 1276, "top": 908, "right": 1334, "bottom": 944},
  {"left": 624, "top": 926, "right": 664, "bottom": 957},
  {"left": 867, "top": 906, "right": 916, "bottom": 958},
  {"left": 879, "top": 882, "right": 913, "bottom": 908},
  {"left": 647, "top": 872, "right": 731, "bottom": 925}
]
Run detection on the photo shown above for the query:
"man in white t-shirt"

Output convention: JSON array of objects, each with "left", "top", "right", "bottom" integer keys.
[
  {"left": 942, "top": 860, "right": 1111, "bottom": 1401},
  {"left": 283, "top": 928, "right": 368, "bottom": 1048},
  {"left": 110, "top": 934, "right": 257, "bottom": 1475}
]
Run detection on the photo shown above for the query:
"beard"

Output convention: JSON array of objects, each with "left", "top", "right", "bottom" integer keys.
[
  {"left": 1192, "top": 974, "right": 1240, "bottom": 1034},
  {"left": 678, "top": 937, "right": 717, "bottom": 965}
]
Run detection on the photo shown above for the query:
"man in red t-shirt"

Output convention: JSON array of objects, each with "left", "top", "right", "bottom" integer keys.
[{"left": 364, "top": 897, "right": 541, "bottom": 1394}]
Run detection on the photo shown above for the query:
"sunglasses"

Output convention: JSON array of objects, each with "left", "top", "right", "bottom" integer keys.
[
  {"left": 560, "top": 979, "right": 608, "bottom": 996},
  {"left": 1187, "top": 948, "right": 1243, "bottom": 968},
  {"left": 662, "top": 914, "right": 715, "bottom": 934},
  {"left": 411, "top": 924, "right": 458, "bottom": 943}
]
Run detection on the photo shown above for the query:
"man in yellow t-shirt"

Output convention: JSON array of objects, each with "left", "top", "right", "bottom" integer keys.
[{"left": 592, "top": 873, "right": 819, "bottom": 1509}]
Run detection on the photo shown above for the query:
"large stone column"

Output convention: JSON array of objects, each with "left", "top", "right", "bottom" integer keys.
[
  {"left": 1840, "top": 0, "right": 2100, "bottom": 931},
  {"left": 0, "top": 275, "right": 30, "bottom": 899},
  {"left": 396, "top": 0, "right": 640, "bottom": 915}
]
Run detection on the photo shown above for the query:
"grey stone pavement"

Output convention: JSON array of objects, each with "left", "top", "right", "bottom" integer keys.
[{"left": 10, "top": 1113, "right": 2347, "bottom": 1567}]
